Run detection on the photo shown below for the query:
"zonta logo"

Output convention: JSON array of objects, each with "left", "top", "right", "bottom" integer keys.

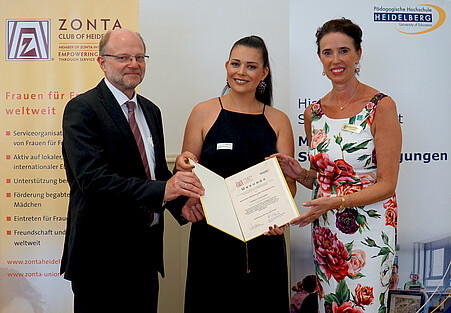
[{"left": 6, "top": 19, "right": 51, "bottom": 61}]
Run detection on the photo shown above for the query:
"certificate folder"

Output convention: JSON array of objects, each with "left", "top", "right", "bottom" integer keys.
[{"left": 190, "top": 157, "right": 299, "bottom": 242}]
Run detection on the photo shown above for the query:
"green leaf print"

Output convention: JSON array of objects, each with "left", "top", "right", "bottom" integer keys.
[
  {"left": 331, "top": 184, "right": 337, "bottom": 195},
  {"left": 373, "top": 247, "right": 391, "bottom": 258},
  {"left": 356, "top": 214, "right": 367, "bottom": 227},
  {"left": 360, "top": 120, "right": 368, "bottom": 130},
  {"left": 378, "top": 305, "right": 387, "bottom": 313},
  {"left": 324, "top": 293, "right": 340, "bottom": 305},
  {"left": 348, "top": 272, "right": 365, "bottom": 280},
  {"left": 363, "top": 208, "right": 381, "bottom": 219},
  {"left": 362, "top": 237, "right": 378, "bottom": 248},
  {"left": 363, "top": 233, "right": 395, "bottom": 266},
  {"left": 357, "top": 154, "right": 370, "bottom": 161},
  {"left": 379, "top": 291, "right": 385, "bottom": 304},
  {"left": 359, "top": 109, "right": 374, "bottom": 130},
  {"left": 334, "top": 134, "right": 343, "bottom": 145},
  {"left": 382, "top": 232, "right": 390, "bottom": 245},
  {"left": 381, "top": 253, "right": 390, "bottom": 265},
  {"left": 342, "top": 139, "right": 372, "bottom": 154},
  {"left": 316, "top": 140, "right": 329, "bottom": 153},
  {"left": 313, "top": 181, "right": 319, "bottom": 198},
  {"left": 311, "top": 114, "right": 321, "bottom": 122},
  {"left": 378, "top": 292, "right": 387, "bottom": 313},
  {"left": 342, "top": 142, "right": 354, "bottom": 151},
  {"left": 349, "top": 116, "right": 356, "bottom": 125},
  {"left": 345, "top": 241, "right": 354, "bottom": 260},
  {"left": 321, "top": 212, "right": 329, "bottom": 225},
  {"left": 315, "top": 261, "right": 329, "bottom": 285},
  {"left": 324, "top": 121, "right": 330, "bottom": 134},
  {"left": 323, "top": 280, "right": 355, "bottom": 308},
  {"left": 335, "top": 280, "right": 351, "bottom": 305}
]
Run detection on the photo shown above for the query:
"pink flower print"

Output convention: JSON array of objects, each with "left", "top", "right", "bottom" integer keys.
[
  {"left": 384, "top": 195, "right": 397, "bottom": 229},
  {"left": 367, "top": 109, "right": 376, "bottom": 127},
  {"left": 354, "top": 284, "right": 374, "bottom": 306},
  {"left": 336, "top": 209, "right": 360, "bottom": 234},
  {"left": 312, "top": 129, "right": 327, "bottom": 149},
  {"left": 311, "top": 153, "right": 337, "bottom": 196},
  {"left": 313, "top": 226, "right": 349, "bottom": 282},
  {"left": 332, "top": 301, "right": 364, "bottom": 313},
  {"left": 312, "top": 102, "right": 321, "bottom": 112},
  {"left": 348, "top": 250, "right": 366, "bottom": 277},
  {"left": 365, "top": 102, "right": 375, "bottom": 111}
]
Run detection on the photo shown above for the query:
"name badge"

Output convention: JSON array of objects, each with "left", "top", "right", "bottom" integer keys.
[
  {"left": 217, "top": 143, "right": 233, "bottom": 150},
  {"left": 342, "top": 124, "right": 362, "bottom": 133}
]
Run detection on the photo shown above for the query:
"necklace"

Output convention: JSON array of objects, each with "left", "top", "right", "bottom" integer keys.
[{"left": 337, "top": 82, "right": 360, "bottom": 110}]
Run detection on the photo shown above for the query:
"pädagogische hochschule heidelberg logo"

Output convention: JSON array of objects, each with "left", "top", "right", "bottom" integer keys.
[{"left": 6, "top": 19, "right": 51, "bottom": 61}]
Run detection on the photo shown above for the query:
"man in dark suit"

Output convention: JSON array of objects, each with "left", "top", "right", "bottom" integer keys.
[{"left": 60, "top": 28, "right": 204, "bottom": 313}]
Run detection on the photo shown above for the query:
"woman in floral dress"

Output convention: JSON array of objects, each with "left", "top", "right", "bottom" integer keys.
[{"left": 273, "top": 18, "right": 402, "bottom": 313}]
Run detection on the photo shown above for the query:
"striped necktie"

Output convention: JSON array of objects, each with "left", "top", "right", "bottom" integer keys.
[{"left": 126, "top": 101, "right": 152, "bottom": 180}]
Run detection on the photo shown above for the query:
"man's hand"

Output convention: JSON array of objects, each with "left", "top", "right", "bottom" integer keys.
[{"left": 164, "top": 171, "right": 204, "bottom": 202}]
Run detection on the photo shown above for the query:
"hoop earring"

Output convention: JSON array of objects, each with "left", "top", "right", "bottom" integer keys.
[
  {"left": 355, "top": 63, "right": 361, "bottom": 73},
  {"left": 257, "top": 81, "right": 267, "bottom": 94}
]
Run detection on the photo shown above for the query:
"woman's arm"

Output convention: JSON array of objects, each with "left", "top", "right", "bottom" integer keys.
[{"left": 271, "top": 105, "right": 316, "bottom": 190}]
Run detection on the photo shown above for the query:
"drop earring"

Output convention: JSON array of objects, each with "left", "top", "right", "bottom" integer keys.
[
  {"left": 355, "top": 63, "right": 361, "bottom": 73},
  {"left": 257, "top": 81, "right": 267, "bottom": 94}
]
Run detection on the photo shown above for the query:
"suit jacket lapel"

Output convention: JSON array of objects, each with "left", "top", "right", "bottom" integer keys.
[{"left": 97, "top": 80, "right": 142, "bottom": 160}]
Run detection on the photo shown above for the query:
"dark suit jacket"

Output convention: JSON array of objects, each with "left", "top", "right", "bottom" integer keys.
[{"left": 60, "top": 79, "right": 184, "bottom": 281}]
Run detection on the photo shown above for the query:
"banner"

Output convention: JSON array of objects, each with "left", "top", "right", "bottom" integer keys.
[
  {"left": 289, "top": 0, "right": 450, "bottom": 310},
  {"left": 0, "top": 1, "right": 138, "bottom": 312}
]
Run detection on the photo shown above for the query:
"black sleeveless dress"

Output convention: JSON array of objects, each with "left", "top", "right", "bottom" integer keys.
[{"left": 184, "top": 98, "right": 289, "bottom": 313}]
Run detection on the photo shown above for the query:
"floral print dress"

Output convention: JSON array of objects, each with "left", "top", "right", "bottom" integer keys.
[{"left": 309, "top": 93, "right": 397, "bottom": 313}]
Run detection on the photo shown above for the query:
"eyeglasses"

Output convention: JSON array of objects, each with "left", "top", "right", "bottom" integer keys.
[{"left": 102, "top": 54, "right": 149, "bottom": 64}]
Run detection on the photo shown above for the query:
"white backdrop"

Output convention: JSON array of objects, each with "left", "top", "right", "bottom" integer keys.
[{"left": 289, "top": 0, "right": 451, "bottom": 299}]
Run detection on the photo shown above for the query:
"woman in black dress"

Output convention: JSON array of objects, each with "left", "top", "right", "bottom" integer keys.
[{"left": 177, "top": 35, "right": 295, "bottom": 313}]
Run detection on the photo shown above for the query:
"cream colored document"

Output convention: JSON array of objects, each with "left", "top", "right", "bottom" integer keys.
[{"left": 190, "top": 157, "right": 299, "bottom": 242}]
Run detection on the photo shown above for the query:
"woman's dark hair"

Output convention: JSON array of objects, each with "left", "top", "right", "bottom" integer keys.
[
  {"left": 222, "top": 35, "right": 273, "bottom": 106},
  {"left": 302, "top": 275, "right": 317, "bottom": 293},
  {"left": 315, "top": 18, "right": 363, "bottom": 55},
  {"left": 291, "top": 275, "right": 317, "bottom": 293}
]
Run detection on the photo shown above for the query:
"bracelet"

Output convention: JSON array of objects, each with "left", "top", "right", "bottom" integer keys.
[
  {"left": 338, "top": 196, "right": 346, "bottom": 210},
  {"left": 300, "top": 168, "right": 309, "bottom": 183}
]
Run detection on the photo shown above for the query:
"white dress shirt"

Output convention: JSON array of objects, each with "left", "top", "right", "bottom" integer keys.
[{"left": 104, "top": 78, "right": 160, "bottom": 225}]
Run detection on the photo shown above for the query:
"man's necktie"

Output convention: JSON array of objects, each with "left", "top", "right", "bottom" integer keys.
[{"left": 126, "top": 101, "right": 152, "bottom": 180}]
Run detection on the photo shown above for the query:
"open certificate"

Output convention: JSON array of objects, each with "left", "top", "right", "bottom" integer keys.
[{"left": 190, "top": 157, "right": 299, "bottom": 242}]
